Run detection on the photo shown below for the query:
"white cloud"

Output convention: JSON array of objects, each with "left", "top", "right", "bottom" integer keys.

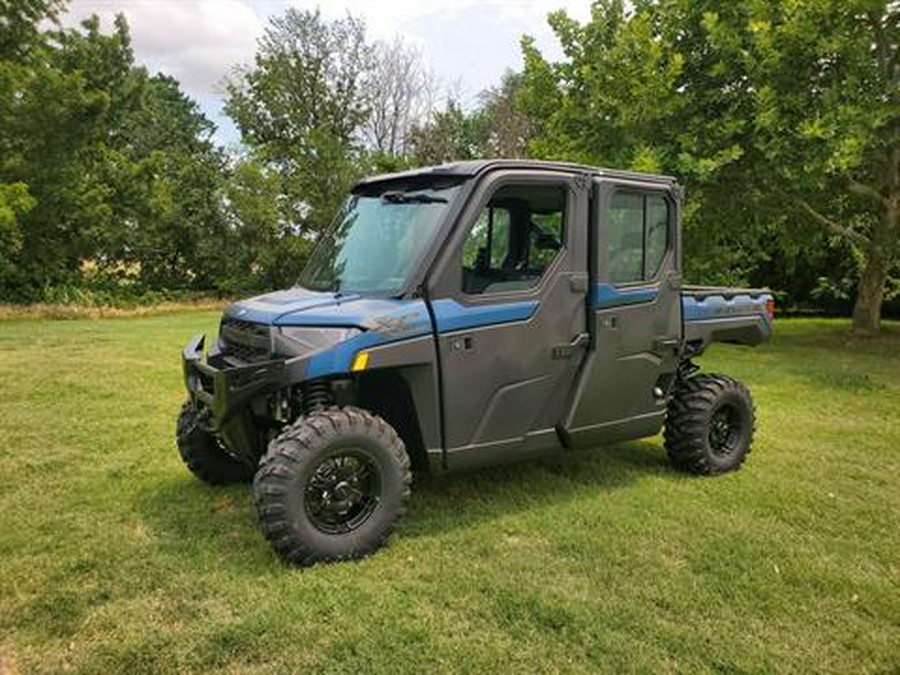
[
  {"left": 63, "top": 0, "right": 263, "bottom": 96},
  {"left": 61, "top": 0, "right": 594, "bottom": 144},
  {"left": 284, "top": 0, "right": 591, "bottom": 104}
]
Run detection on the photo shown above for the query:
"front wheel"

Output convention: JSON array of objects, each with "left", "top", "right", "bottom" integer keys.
[
  {"left": 664, "top": 374, "right": 756, "bottom": 475},
  {"left": 176, "top": 402, "right": 255, "bottom": 485},
  {"left": 253, "top": 407, "right": 411, "bottom": 566}
]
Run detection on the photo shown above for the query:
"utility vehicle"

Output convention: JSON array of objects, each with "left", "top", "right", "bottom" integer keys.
[{"left": 178, "top": 160, "right": 773, "bottom": 565}]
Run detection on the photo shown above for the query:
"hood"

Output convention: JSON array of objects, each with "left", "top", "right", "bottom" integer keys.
[{"left": 224, "top": 287, "right": 423, "bottom": 329}]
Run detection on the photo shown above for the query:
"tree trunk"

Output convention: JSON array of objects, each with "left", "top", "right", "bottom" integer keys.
[
  {"left": 852, "top": 168, "right": 897, "bottom": 333},
  {"left": 852, "top": 254, "right": 887, "bottom": 333}
]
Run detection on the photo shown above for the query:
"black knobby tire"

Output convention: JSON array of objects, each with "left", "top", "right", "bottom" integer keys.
[
  {"left": 253, "top": 406, "right": 412, "bottom": 566},
  {"left": 664, "top": 374, "right": 755, "bottom": 475},
  {"left": 176, "top": 402, "right": 255, "bottom": 485}
]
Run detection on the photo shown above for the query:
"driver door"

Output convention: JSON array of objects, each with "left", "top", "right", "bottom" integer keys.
[{"left": 426, "top": 170, "right": 590, "bottom": 470}]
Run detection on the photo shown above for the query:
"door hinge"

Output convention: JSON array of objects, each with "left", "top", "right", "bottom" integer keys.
[
  {"left": 573, "top": 172, "right": 591, "bottom": 192},
  {"left": 570, "top": 274, "right": 588, "bottom": 293}
]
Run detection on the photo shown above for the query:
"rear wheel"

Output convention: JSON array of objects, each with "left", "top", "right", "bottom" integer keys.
[
  {"left": 664, "top": 374, "right": 755, "bottom": 475},
  {"left": 176, "top": 402, "right": 255, "bottom": 484},
  {"left": 253, "top": 407, "right": 411, "bottom": 566}
]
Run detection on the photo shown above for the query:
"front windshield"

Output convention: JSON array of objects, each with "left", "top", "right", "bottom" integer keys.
[{"left": 299, "top": 179, "right": 464, "bottom": 295}]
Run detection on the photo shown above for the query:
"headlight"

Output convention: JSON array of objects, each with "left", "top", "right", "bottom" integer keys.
[{"left": 276, "top": 326, "right": 361, "bottom": 356}]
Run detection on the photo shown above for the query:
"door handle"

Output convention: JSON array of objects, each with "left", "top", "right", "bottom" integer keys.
[
  {"left": 552, "top": 332, "right": 590, "bottom": 359},
  {"left": 653, "top": 337, "right": 680, "bottom": 356},
  {"left": 570, "top": 332, "right": 590, "bottom": 348}
]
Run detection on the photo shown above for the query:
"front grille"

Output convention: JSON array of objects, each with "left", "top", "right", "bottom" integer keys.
[
  {"left": 223, "top": 318, "right": 270, "bottom": 339},
  {"left": 224, "top": 339, "right": 269, "bottom": 362},
  {"left": 221, "top": 317, "right": 271, "bottom": 363}
]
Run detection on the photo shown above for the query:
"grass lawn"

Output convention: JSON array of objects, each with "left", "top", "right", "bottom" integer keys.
[{"left": 0, "top": 314, "right": 898, "bottom": 674}]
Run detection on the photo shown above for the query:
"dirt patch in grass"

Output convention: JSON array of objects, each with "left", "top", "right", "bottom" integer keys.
[{"left": 0, "top": 651, "right": 19, "bottom": 675}]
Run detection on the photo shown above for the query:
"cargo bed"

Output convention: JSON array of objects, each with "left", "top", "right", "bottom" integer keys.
[{"left": 681, "top": 286, "right": 774, "bottom": 354}]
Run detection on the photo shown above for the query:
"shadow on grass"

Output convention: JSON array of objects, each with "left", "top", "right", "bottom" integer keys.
[
  {"left": 133, "top": 478, "right": 274, "bottom": 570},
  {"left": 400, "top": 439, "right": 671, "bottom": 538},
  {"left": 134, "top": 439, "right": 674, "bottom": 569}
]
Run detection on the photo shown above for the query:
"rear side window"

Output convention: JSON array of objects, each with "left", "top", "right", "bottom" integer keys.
[{"left": 607, "top": 192, "right": 670, "bottom": 284}]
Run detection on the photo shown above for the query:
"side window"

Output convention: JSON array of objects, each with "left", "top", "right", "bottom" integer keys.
[
  {"left": 462, "top": 207, "right": 512, "bottom": 270},
  {"left": 529, "top": 211, "right": 563, "bottom": 269},
  {"left": 645, "top": 195, "right": 668, "bottom": 277},
  {"left": 607, "top": 191, "right": 670, "bottom": 284},
  {"left": 608, "top": 193, "right": 644, "bottom": 283},
  {"left": 461, "top": 184, "right": 566, "bottom": 295}
]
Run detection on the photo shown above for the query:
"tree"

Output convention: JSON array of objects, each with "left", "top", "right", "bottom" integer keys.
[
  {"left": 477, "top": 70, "right": 534, "bottom": 158},
  {"left": 225, "top": 8, "right": 373, "bottom": 237},
  {"left": 222, "top": 157, "right": 312, "bottom": 291},
  {"left": 519, "top": 0, "right": 899, "bottom": 330},
  {"left": 0, "top": 182, "right": 34, "bottom": 283},
  {"left": 0, "top": 0, "right": 65, "bottom": 60},
  {"left": 518, "top": 0, "right": 773, "bottom": 288},
  {"left": 366, "top": 38, "right": 433, "bottom": 157},
  {"left": 100, "top": 73, "right": 229, "bottom": 289},
  {"left": 0, "top": 13, "right": 141, "bottom": 297},
  {"left": 1, "top": 8, "right": 232, "bottom": 299},
  {"left": 408, "top": 97, "right": 489, "bottom": 165},
  {"left": 745, "top": 0, "right": 899, "bottom": 332},
  {"left": 406, "top": 70, "right": 535, "bottom": 165}
]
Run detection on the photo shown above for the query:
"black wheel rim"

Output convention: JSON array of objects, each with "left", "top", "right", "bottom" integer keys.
[
  {"left": 304, "top": 450, "right": 381, "bottom": 534},
  {"left": 709, "top": 405, "right": 741, "bottom": 457}
]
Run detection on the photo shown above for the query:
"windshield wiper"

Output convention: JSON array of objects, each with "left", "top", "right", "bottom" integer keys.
[{"left": 381, "top": 191, "right": 447, "bottom": 204}]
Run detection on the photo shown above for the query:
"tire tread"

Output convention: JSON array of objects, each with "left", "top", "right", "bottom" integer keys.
[
  {"left": 663, "top": 374, "right": 756, "bottom": 475},
  {"left": 253, "top": 406, "right": 412, "bottom": 566}
]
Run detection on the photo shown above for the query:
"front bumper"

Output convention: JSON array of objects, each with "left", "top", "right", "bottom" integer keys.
[{"left": 182, "top": 333, "right": 286, "bottom": 434}]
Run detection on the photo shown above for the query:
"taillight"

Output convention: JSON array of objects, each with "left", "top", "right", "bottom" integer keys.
[{"left": 765, "top": 298, "right": 775, "bottom": 321}]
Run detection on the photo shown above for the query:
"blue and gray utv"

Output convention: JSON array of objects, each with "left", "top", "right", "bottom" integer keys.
[{"left": 178, "top": 160, "right": 773, "bottom": 565}]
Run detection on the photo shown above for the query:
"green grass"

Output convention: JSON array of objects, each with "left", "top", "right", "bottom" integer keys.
[{"left": 0, "top": 315, "right": 898, "bottom": 674}]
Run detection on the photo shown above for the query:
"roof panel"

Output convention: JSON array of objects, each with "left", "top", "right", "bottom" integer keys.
[{"left": 352, "top": 159, "right": 676, "bottom": 190}]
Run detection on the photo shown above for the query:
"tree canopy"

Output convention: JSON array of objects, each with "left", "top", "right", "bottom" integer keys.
[
  {"left": 1, "top": 0, "right": 896, "bottom": 330},
  {"left": 519, "top": 0, "right": 899, "bottom": 331},
  {"left": 0, "top": 4, "right": 228, "bottom": 299}
]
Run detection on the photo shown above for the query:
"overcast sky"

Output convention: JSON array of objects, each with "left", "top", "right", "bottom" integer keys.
[{"left": 61, "top": 0, "right": 591, "bottom": 147}]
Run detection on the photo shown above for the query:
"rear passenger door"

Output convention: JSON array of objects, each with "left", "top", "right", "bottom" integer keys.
[{"left": 563, "top": 178, "right": 682, "bottom": 447}]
